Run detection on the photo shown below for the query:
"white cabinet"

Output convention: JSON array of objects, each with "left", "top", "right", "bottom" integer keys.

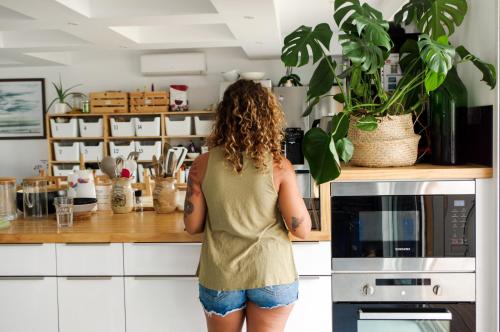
[
  {"left": 125, "top": 276, "right": 205, "bottom": 332},
  {"left": 56, "top": 243, "right": 123, "bottom": 276},
  {"left": 292, "top": 242, "right": 331, "bottom": 276},
  {"left": 58, "top": 277, "right": 125, "bottom": 332},
  {"left": 0, "top": 276, "right": 58, "bottom": 332},
  {"left": 286, "top": 276, "right": 332, "bottom": 332},
  {"left": 0, "top": 244, "right": 56, "bottom": 276}
]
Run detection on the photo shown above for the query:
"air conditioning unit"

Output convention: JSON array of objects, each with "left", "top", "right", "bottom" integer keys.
[{"left": 140, "top": 53, "right": 206, "bottom": 76}]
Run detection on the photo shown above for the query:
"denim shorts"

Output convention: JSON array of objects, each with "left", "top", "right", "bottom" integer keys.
[{"left": 199, "top": 281, "right": 299, "bottom": 317}]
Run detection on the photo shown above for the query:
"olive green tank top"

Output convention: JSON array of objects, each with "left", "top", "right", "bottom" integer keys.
[{"left": 197, "top": 147, "right": 297, "bottom": 291}]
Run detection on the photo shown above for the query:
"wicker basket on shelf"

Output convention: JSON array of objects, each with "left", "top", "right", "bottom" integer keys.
[{"left": 348, "top": 113, "right": 421, "bottom": 167}]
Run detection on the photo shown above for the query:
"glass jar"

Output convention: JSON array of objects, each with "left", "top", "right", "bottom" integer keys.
[
  {"left": 153, "top": 177, "right": 177, "bottom": 214},
  {"left": 22, "top": 177, "right": 48, "bottom": 219},
  {"left": 430, "top": 67, "right": 468, "bottom": 165},
  {"left": 95, "top": 176, "right": 113, "bottom": 211},
  {"left": 111, "top": 178, "right": 134, "bottom": 214},
  {"left": 0, "top": 177, "right": 17, "bottom": 221}
]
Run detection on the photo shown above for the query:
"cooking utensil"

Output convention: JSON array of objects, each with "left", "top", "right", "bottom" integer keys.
[
  {"left": 165, "top": 149, "right": 176, "bottom": 177},
  {"left": 127, "top": 151, "right": 140, "bottom": 161},
  {"left": 100, "top": 156, "right": 117, "bottom": 179},
  {"left": 115, "top": 157, "right": 124, "bottom": 178},
  {"left": 172, "top": 147, "right": 188, "bottom": 173}
]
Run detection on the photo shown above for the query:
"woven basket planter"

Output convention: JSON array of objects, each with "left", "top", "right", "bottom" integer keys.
[{"left": 348, "top": 114, "right": 421, "bottom": 167}]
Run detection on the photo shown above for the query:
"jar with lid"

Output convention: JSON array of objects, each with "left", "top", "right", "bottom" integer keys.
[
  {"left": 111, "top": 177, "right": 134, "bottom": 214},
  {"left": 0, "top": 177, "right": 17, "bottom": 221},
  {"left": 153, "top": 177, "right": 177, "bottom": 214},
  {"left": 22, "top": 177, "right": 48, "bottom": 219}
]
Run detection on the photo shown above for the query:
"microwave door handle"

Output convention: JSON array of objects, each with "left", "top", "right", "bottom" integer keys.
[{"left": 358, "top": 309, "right": 452, "bottom": 321}]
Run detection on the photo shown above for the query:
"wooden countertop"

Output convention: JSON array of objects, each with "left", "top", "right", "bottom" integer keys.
[
  {"left": 335, "top": 163, "right": 493, "bottom": 181},
  {"left": 0, "top": 211, "right": 327, "bottom": 243}
]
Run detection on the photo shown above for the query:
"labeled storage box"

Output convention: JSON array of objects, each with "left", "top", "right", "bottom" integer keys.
[
  {"left": 50, "top": 118, "right": 78, "bottom": 138},
  {"left": 53, "top": 165, "right": 79, "bottom": 177},
  {"left": 135, "top": 141, "right": 161, "bottom": 161},
  {"left": 135, "top": 117, "right": 161, "bottom": 137},
  {"left": 78, "top": 118, "right": 103, "bottom": 137},
  {"left": 130, "top": 92, "right": 169, "bottom": 113},
  {"left": 110, "top": 117, "right": 135, "bottom": 137},
  {"left": 90, "top": 92, "right": 128, "bottom": 113},
  {"left": 79, "top": 142, "right": 104, "bottom": 161},
  {"left": 54, "top": 142, "right": 80, "bottom": 161},
  {"left": 194, "top": 116, "right": 215, "bottom": 135},
  {"left": 109, "top": 141, "right": 135, "bottom": 159},
  {"left": 166, "top": 116, "right": 191, "bottom": 136}
]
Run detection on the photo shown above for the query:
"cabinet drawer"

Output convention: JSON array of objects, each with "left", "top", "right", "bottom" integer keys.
[
  {"left": 292, "top": 242, "right": 331, "bottom": 275},
  {"left": 124, "top": 243, "right": 201, "bottom": 276},
  {"left": 56, "top": 243, "right": 123, "bottom": 276},
  {"left": 0, "top": 244, "right": 56, "bottom": 276}
]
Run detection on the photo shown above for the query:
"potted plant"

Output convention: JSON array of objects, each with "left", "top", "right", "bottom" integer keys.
[
  {"left": 47, "top": 77, "right": 82, "bottom": 114},
  {"left": 281, "top": 0, "right": 496, "bottom": 183},
  {"left": 278, "top": 67, "right": 303, "bottom": 87}
]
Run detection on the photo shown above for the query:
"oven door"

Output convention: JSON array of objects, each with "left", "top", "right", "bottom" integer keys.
[{"left": 333, "top": 303, "right": 475, "bottom": 332}]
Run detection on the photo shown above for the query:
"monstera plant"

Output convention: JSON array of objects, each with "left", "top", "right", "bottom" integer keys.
[{"left": 281, "top": 0, "right": 496, "bottom": 184}]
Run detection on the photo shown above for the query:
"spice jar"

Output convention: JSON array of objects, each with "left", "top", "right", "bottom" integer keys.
[
  {"left": 0, "top": 177, "right": 17, "bottom": 221},
  {"left": 111, "top": 177, "right": 134, "bottom": 214},
  {"left": 153, "top": 177, "right": 177, "bottom": 214},
  {"left": 95, "top": 176, "right": 113, "bottom": 211}
]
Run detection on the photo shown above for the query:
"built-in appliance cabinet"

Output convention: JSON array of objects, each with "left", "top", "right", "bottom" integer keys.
[{"left": 0, "top": 242, "right": 332, "bottom": 332}]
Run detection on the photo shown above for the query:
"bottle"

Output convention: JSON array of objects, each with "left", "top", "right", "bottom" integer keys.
[{"left": 429, "top": 67, "right": 468, "bottom": 165}]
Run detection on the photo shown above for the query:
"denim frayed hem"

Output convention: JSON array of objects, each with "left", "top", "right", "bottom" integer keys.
[
  {"left": 250, "top": 297, "right": 298, "bottom": 310},
  {"left": 201, "top": 303, "right": 247, "bottom": 317}
]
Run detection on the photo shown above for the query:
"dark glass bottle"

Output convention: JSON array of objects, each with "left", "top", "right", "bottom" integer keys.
[{"left": 430, "top": 67, "right": 468, "bottom": 165}]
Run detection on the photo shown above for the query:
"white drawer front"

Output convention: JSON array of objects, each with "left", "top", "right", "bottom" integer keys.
[
  {"left": 56, "top": 243, "right": 123, "bottom": 276},
  {"left": 292, "top": 242, "right": 331, "bottom": 275},
  {"left": 124, "top": 243, "right": 201, "bottom": 276},
  {"left": 0, "top": 244, "right": 56, "bottom": 276}
]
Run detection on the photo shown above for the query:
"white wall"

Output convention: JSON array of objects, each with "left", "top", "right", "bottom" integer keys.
[
  {"left": 452, "top": 0, "right": 499, "bottom": 331},
  {"left": 0, "top": 48, "right": 314, "bottom": 179}
]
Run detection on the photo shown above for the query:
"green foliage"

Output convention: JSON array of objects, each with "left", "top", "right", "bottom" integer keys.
[
  {"left": 456, "top": 46, "right": 497, "bottom": 89},
  {"left": 302, "top": 128, "right": 340, "bottom": 183},
  {"left": 46, "top": 76, "right": 82, "bottom": 111},
  {"left": 281, "top": 24, "right": 333, "bottom": 67},
  {"left": 418, "top": 35, "right": 455, "bottom": 93}
]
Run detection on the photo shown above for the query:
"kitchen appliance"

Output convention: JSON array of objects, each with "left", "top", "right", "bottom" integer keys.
[
  {"left": 296, "top": 169, "right": 321, "bottom": 231},
  {"left": 273, "top": 86, "right": 309, "bottom": 130},
  {"left": 22, "top": 177, "right": 49, "bottom": 219},
  {"left": 284, "top": 128, "right": 304, "bottom": 165},
  {"left": 331, "top": 181, "right": 476, "bottom": 331}
]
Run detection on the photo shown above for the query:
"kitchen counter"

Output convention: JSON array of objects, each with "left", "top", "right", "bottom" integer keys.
[{"left": 0, "top": 211, "right": 328, "bottom": 243}]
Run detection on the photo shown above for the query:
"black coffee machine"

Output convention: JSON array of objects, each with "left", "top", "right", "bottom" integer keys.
[{"left": 283, "top": 128, "right": 304, "bottom": 165}]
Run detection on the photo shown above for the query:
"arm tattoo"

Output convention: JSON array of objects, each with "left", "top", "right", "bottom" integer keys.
[
  {"left": 184, "top": 177, "right": 195, "bottom": 216},
  {"left": 291, "top": 216, "right": 303, "bottom": 231}
]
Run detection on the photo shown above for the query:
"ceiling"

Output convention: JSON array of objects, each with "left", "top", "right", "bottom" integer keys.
[{"left": 0, "top": 0, "right": 405, "bottom": 67}]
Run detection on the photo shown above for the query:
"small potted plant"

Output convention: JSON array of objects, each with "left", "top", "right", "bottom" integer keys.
[
  {"left": 281, "top": 0, "right": 496, "bottom": 183},
  {"left": 278, "top": 67, "right": 303, "bottom": 87},
  {"left": 47, "top": 76, "right": 82, "bottom": 114}
]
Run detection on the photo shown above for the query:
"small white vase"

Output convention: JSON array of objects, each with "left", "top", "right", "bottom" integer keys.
[{"left": 54, "top": 102, "right": 69, "bottom": 114}]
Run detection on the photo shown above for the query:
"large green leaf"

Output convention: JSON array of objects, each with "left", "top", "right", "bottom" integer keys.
[
  {"left": 418, "top": 35, "right": 455, "bottom": 93},
  {"left": 335, "top": 137, "right": 354, "bottom": 162},
  {"left": 356, "top": 115, "right": 378, "bottom": 131},
  {"left": 334, "top": 0, "right": 383, "bottom": 30},
  {"left": 330, "top": 112, "right": 350, "bottom": 140},
  {"left": 394, "top": 0, "right": 468, "bottom": 39},
  {"left": 302, "top": 97, "right": 320, "bottom": 117},
  {"left": 456, "top": 46, "right": 497, "bottom": 89},
  {"left": 340, "top": 34, "right": 387, "bottom": 73},
  {"left": 307, "top": 56, "right": 337, "bottom": 100},
  {"left": 281, "top": 24, "right": 333, "bottom": 67},
  {"left": 303, "top": 128, "right": 341, "bottom": 183},
  {"left": 352, "top": 14, "right": 392, "bottom": 50}
]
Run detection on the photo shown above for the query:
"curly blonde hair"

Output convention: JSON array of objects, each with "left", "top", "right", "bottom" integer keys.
[{"left": 207, "top": 79, "right": 285, "bottom": 173}]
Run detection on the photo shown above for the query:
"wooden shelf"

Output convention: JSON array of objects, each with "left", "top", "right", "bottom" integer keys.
[
  {"left": 166, "top": 135, "right": 208, "bottom": 139},
  {"left": 165, "top": 110, "right": 215, "bottom": 115},
  {"left": 50, "top": 160, "right": 99, "bottom": 164},
  {"left": 107, "top": 136, "right": 161, "bottom": 140},
  {"left": 49, "top": 137, "right": 103, "bottom": 140}
]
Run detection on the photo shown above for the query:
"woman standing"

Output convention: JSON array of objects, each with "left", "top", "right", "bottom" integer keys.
[{"left": 184, "top": 79, "right": 311, "bottom": 332}]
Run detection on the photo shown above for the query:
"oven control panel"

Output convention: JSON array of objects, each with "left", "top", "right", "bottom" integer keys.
[{"left": 444, "top": 196, "right": 475, "bottom": 256}]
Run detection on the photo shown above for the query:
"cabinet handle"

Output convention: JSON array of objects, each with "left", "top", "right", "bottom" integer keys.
[
  {"left": 0, "top": 276, "right": 45, "bottom": 280},
  {"left": 292, "top": 241, "right": 321, "bottom": 245},
  {"left": 64, "top": 243, "right": 112, "bottom": 246},
  {"left": 299, "top": 276, "right": 321, "bottom": 280},
  {"left": 0, "top": 243, "right": 44, "bottom": 246},
  {"left": 65, "top": 276, "right": 113, "bottom": 280},
  {"left": 133, "top": 276, "right": 198, "bottom": 280},
  {"left": 130, "top": 243, "right": 200, "bottom": 246}
]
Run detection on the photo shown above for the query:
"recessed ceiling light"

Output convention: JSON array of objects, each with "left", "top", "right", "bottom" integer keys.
[
  {"left": 67, "top": 22, "right": 78, "bottom": 26},
  {"left": 243, "top": 15, "right": 255, "bottom": 20}
]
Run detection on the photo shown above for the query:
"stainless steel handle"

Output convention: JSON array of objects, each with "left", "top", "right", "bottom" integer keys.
[
  {"left": 299, "top": 276, "right": 321, "bottom": 280},
  {"left": 130, "top": 243, "right": 200, "bottom": 246},
  {"left": 331, "top": 181, "right": 475, "bottom": 196},
  {"left": 292, "top": 241, "right": 321, "bottom": 245},
  {"left": 358, "top": 309, "right": 452, "bottom": 320},
  {"left": 65, "top": 243, "right": 112, "bottom": 246},
  {"left": 133, "top": 276, "right": 198, "bottom": 280},
  {"left": 0, "top": 243, "right": 44, "bottom": 246},
  {"left": 65, "top": 276, "right": 113, "bottom": 280},
  {"left": 0, "top": 276, "right": 45, "bottom": 280}
]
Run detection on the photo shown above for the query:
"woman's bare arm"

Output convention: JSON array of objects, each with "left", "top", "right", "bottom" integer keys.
[
  {"left": 274, "top": 159, "right": 312, "bottom": 239},
  {"left": 183, "top": 154, "right": 208, "bottom": 235}
]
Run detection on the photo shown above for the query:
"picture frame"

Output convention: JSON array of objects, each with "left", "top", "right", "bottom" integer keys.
[{"left": 0, "top": 78, "right": 46, "bottom": 139}]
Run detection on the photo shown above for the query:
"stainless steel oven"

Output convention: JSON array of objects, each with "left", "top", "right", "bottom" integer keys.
[{"left": 331, "top": 181, "right": 476, "bottom": 331}]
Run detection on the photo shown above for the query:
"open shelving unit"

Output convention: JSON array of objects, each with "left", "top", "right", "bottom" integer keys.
[{"left": 45, "top": 110, "right": 215, "bottom": 176}]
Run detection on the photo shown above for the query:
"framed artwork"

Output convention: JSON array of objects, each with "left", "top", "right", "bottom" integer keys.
[{"left": 0, "top": 78, "right": 46, "bottom": 139}]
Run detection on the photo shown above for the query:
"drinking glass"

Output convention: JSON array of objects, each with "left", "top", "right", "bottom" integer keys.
[{"left": 54, "top": 197, "right": 74, "bottom": 228}]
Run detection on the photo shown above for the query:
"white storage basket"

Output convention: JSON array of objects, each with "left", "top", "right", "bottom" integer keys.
[
  {"left": 53, "top": 142, "right": 80, "bottom": 161},
  {"left": 135, "top": 141, "right": 161, "bottom": 161},
  {"left": 53, "top": 165, "right": 79, "bottom": 177},
  {"left": 50, "top": 118, "right": 78, "bottom": 138},
  {"left": 79, "top": 142, "right": 104, "bottom": 161},
  {"left": 109, "top": 141, "right": 135, "bottom": 159},
  {"left": 194, "top": 116, "right": 215, "bottom": 135},
  {"left": 135, "top": 117, "right": 161, "bottom": 137},
  {"left": 110, "top": 117, "right": 135, "bottom": 137},
  {"left": 78, "top": 118, "right": 103, "bottom": 137},
  {"left": 166, "top": 116, "right": 192, "bottom": 136}
]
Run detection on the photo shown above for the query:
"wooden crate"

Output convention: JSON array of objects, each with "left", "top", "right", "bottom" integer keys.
[
  {"left": 129, "top": 91, "right": 169, "bottom": 113},
  {"left": 90, "top": 92, "right": 129, "bottom": 113}
]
